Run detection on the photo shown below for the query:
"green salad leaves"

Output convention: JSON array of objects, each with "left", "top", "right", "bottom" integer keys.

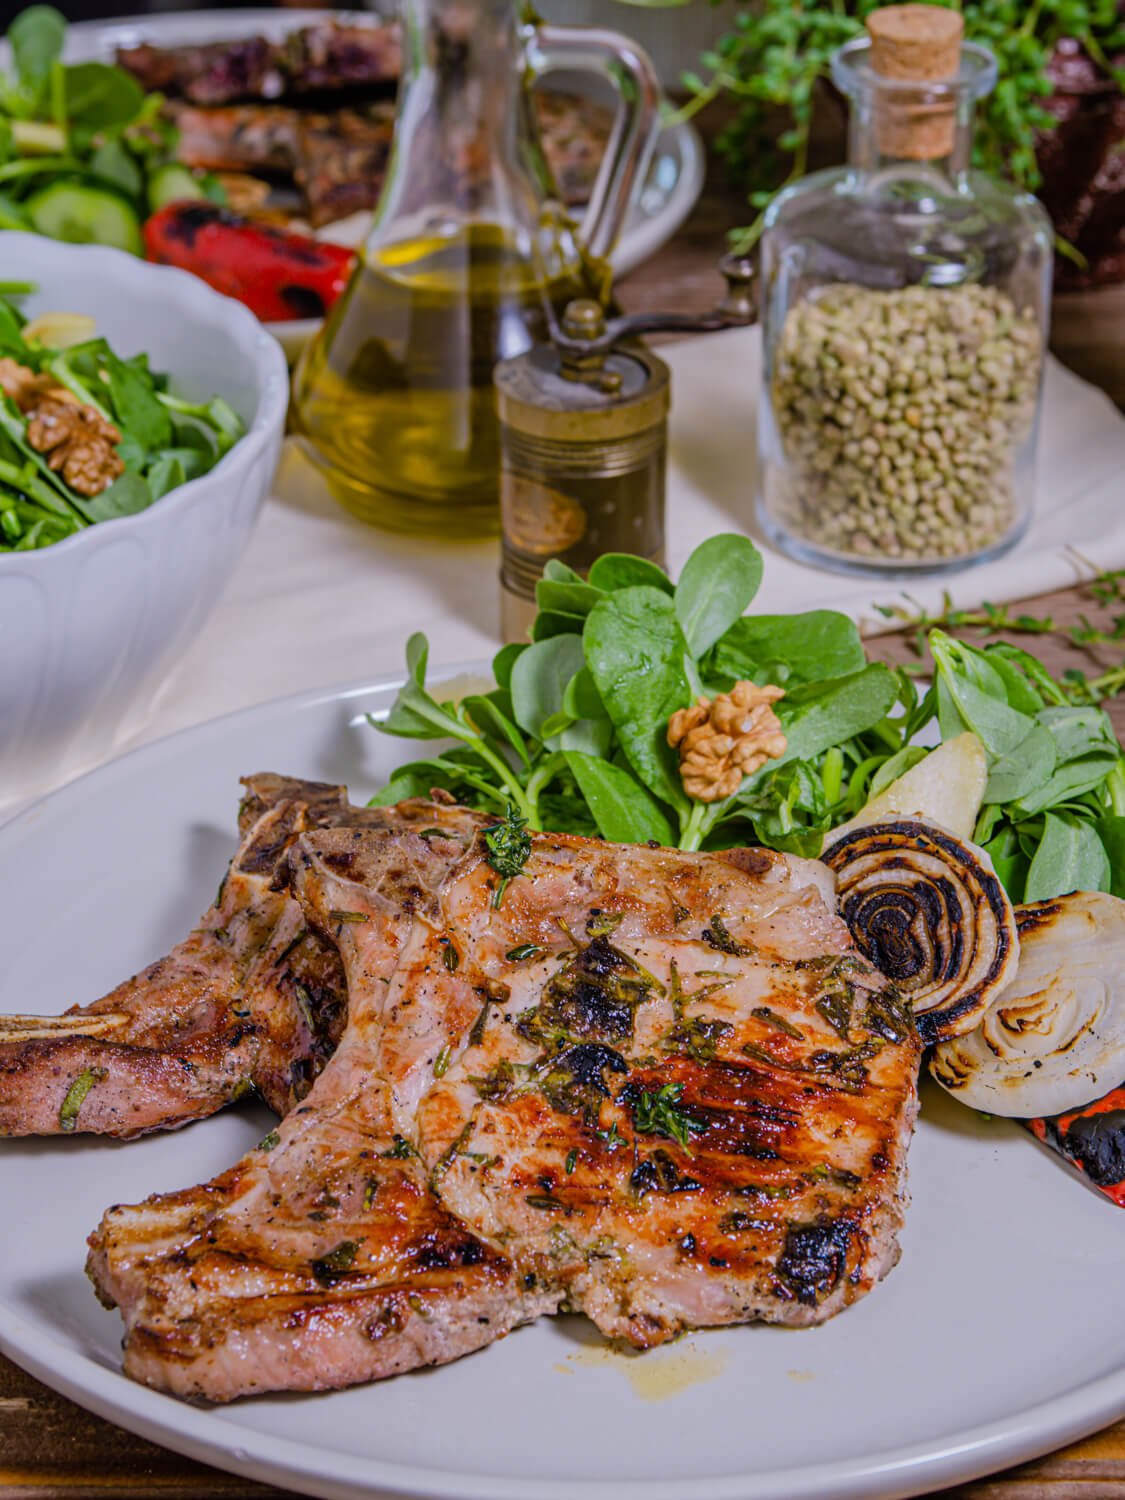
[
  {"left": 372, "top": 536, "right": 895, "bottom": 857},
  {"left": 0, "top": 289, "right": 245, "bottom": 551},
  {"left": 0, "top": 6, "right": 219, "bottom": 253},
  {"left": 926, "top": 632, "right": 1125, "bottom": 902},
  {"left": 371, "top": 534, "right": 1125, "bottom": 908}
]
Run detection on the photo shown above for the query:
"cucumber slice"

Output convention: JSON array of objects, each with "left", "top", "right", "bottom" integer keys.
[
  {"left": 147, "top": 164, "right": 205, "bottom": 214},
  {"left": 24, "top": 181, "right": 143, "bottom": 256}
]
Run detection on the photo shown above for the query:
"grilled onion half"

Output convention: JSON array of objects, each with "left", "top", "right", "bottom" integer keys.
[
  {"left": 822, "top": 818, "right": 1020, "bottom": 1044},
  {"left": 931, "top": 892, "right": 1125, "bottom": 1117}
]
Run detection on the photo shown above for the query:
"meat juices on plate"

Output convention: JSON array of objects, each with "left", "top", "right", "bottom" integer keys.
[{"left": 87, "top": 816, "right": 920, "bottom": 1401}]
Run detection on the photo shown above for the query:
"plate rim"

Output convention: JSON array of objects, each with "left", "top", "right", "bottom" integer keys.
[{"left": 1, "top": 669, "right": 1124, "bottom": 1500}]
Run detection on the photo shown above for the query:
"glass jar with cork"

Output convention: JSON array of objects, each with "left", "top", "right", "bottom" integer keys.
[{"left": 757, "top": 3, "right": 1052, "bottom": 574}]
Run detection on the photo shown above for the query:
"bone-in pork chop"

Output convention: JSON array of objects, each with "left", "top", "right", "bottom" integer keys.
[
  {"left": 88, "top": 816, "right": 919, "bottom": 1400},
  {"left": 0, "top": 777, "right": 480, "bottom": 1138},
  {"left": 89, "top": 821, "right": 547, "bottom": 1401}
]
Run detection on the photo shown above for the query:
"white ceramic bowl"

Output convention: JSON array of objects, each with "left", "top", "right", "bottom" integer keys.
[{"left": 0, "top": 234, "right": 288, "bottom": 809}]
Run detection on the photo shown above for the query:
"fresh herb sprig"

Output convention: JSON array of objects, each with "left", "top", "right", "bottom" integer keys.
[
  {"left": 621, "top": 0, "right": 1125, "bottom": 255},
  {"left": 631, "top": 1082, "right": 706, "bottom": 1150},
  {"left": 483, "top": 804, "right": 531, "bottom": 908},
  {"left": 875, "top": 573, "right": 1125, "bottom": 707}
]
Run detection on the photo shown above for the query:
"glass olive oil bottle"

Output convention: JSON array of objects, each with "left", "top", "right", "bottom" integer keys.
[
  {"left": 289, "top": 0, "right": 659, "bottom": 537},
  {"left": 292, "top": 225, "right": 594, "bottom": 536}
]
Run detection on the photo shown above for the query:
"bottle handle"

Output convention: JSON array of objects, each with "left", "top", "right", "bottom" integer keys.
[{"left": 526, "top": 24, "right": 661, "bottom": 264}]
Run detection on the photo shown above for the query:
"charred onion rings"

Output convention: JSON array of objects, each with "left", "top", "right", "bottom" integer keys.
[{"left": 822, "top": 818, "right": 1020, "bottom": 1044}]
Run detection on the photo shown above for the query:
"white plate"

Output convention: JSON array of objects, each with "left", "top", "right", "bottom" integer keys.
[
  {"left": 1, "top": 673, "right": 1123, "bottom": 1500},
  {"left": 60, "top": 8, "right": 706, "bottom": 357}
]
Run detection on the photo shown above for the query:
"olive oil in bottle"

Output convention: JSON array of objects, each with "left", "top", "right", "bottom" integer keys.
[
  {"left": 287, "top": 0, "right": 659, "bottom": 538},
  {"left": 291, "top": 224, "right": 597, "bottom": 537}
]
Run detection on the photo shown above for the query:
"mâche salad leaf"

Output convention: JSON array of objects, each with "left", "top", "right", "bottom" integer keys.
[{"left": 370, "top": 536, "right": 1125, "bottom": 908}]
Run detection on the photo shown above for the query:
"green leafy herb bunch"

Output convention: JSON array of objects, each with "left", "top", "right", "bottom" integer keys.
[{"left": 617, "top": 0, "right": 1125, "bottom": 253}]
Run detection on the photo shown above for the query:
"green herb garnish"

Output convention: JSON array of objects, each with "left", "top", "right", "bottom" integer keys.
[
  {"left": 483, "top": 804, "right": 531, "bottom": 908},
  {"left": 258, "top": 1129, "right": 280, "bottom": 1152},
  {"left": 596, "top": 1121, "right": 627, "bottom": 1152},
  {"left": 506, "top": 943, "right": 545, "bottom": 962},
  {"left": 631, "top": 1082, "right": 707, "bottom": 1151},
  {"left": 58, "top": 1066, "right": 106, "bottom": 1132},
  {"left": 752, "top": 1006, "right": 806, "bottom": 1040},
  {"left": 585, "top": 910, "right": 624, "bottom": 937},
  {"left": 525, "top": 1193, "right": 565, "bottom": 1212},
  {"left": 701, "top": 915, "right": 752, "bottom": 957},
  {"left": 382, "top": 1134, "right": 416, "bottom": 1159},
  {"left": 310, "top": 1240, "right": 359, "bottom": 1286}
]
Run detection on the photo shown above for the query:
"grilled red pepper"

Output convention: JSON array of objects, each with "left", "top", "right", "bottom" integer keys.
[
  {"left": 143, "top": 202, "right": 355, "bottom": 323},
  {"left": 1026, "top": 1084, "right": 1125, "bottom": 1208}
]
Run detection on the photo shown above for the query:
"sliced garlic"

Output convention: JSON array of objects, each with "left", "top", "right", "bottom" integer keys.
[
  {"left": 822, "top": 816, "right": 1019, "bottom": 1044},
  {"left": 931, "top": 891, "right": 1125, "bottom": 1117},
  {"left": 22, "top": 312, "right": 97, "bottom": 351}
]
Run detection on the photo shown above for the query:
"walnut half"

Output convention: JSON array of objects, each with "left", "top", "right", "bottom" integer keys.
[
  {"left": 0, "top": 356, "right": 125, "bottom": 497},
  {"left": 667, "top": 681, "right": 787, "bottom": 803},
  {"left": 26, "top": 397, "right": 124, "bottom": 498}
]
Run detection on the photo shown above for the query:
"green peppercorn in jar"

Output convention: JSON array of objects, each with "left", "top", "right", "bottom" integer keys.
[{"left": 757, "top": 4, "right": 1051, "bottom": 574}]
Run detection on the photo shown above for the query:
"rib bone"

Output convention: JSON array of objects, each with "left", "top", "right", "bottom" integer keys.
[{"left": 0, "top": 1013, "right": 131, "bottom": 1042}]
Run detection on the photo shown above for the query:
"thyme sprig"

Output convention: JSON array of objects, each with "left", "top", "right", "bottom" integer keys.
[
  {"left": 631, "top": 1082, "right": 707, "bottom": 1151},
  {"left": 875, "top": 570, "right": 1125, "bottom": 707},
  {"left": 483, "top": 803, "right": 532, "bottom": 909}
]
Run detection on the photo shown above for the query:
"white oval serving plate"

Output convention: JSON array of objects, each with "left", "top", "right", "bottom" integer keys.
[
  {"left": 0, "top": 673, "right": 1123, "bottom": 1500},
  {"left": 58, "top": 8, "right": 706, "bottom": 357}
]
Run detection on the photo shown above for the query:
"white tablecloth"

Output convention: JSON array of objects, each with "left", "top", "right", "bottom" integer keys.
[{"left": 143, "top": 326, "right": 1125, "bottom": 752}]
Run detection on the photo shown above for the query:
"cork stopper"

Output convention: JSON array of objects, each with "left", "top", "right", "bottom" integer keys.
[{"left": 865, "top": 4, "right": 964, "bottom": 160}]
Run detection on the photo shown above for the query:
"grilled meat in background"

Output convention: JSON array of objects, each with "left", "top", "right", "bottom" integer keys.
[
  {"left": 1039, "top": 35, "right": 1125, "bottom": 289},
  {"left": 117, "top": 21, "right": 613, "bottom": 234},
  {"left": 117, "top": 21, "right": 402, "bottom": 107}
]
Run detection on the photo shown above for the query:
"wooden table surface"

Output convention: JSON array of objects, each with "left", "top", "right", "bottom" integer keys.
[{"left": 3, "top": 157, "right": 1125, "bottom": 1500}]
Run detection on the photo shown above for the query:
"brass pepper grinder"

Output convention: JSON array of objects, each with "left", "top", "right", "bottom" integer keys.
[{"left": 494, "top": 254, "right": 757, "bottom": 641}]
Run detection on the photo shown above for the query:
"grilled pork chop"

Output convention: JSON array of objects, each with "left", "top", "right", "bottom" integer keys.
[
  {"left": 89, "top": 818, "right": 920, "bottom": 1399},
  {"left": 381, "top": 832, "right": 921, "bottom": 1342},
  {"left": 89, "top": 821, "right": 546, "bottom": 1401},
  {"left": 0, "top": 777, "right": 479, "bottom": 1138}
]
